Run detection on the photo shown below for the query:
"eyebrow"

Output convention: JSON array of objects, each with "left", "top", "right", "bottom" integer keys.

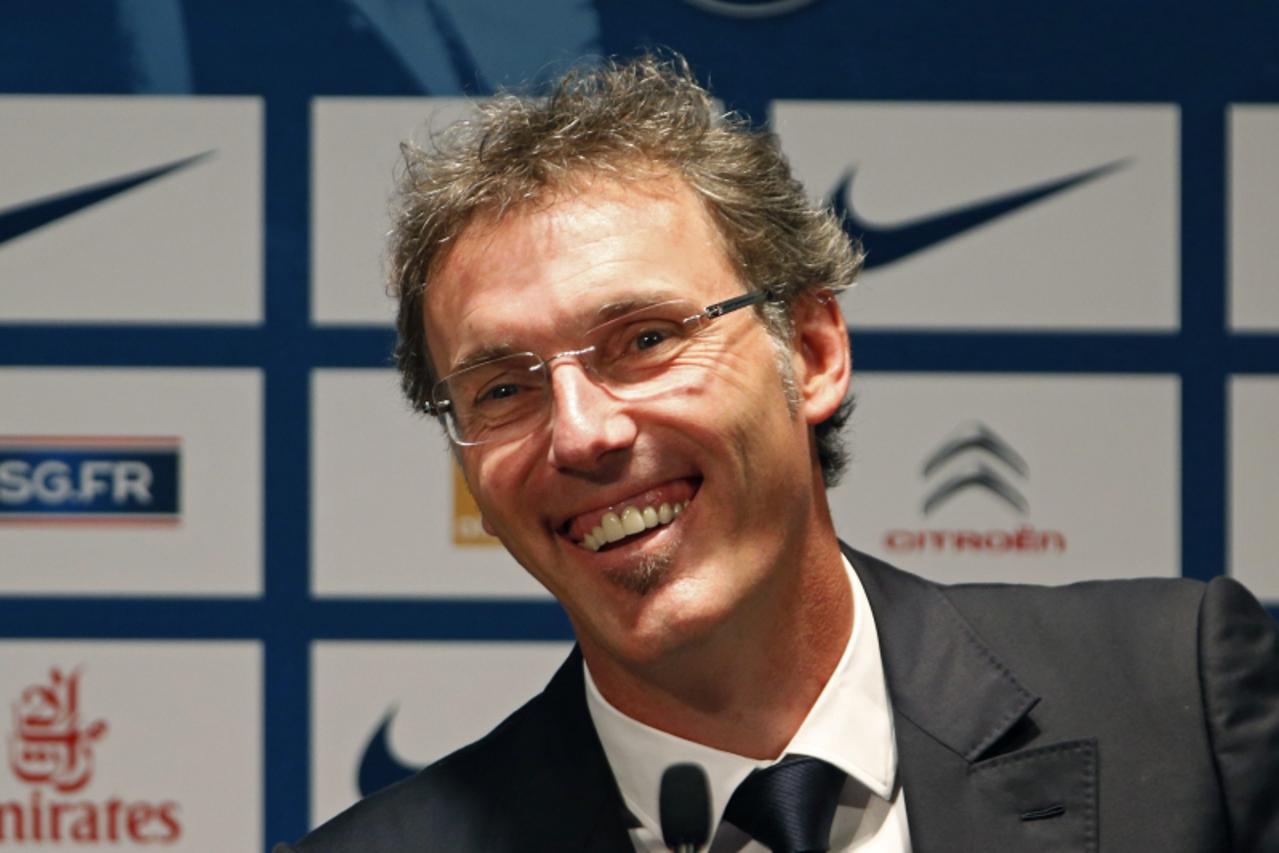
[
  {"left": 449, "top": 343, "right": 522, "bottom": 375},
  {"left": 590, "top": 293, "right": 688, "bottom": 325}
]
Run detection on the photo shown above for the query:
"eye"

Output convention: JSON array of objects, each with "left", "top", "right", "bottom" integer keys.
[
  {"left": 479, "top": 383, "right": 521, "bottom": 403},
  {"left": 474, "top": 376, "right": 545, "bottom": 409},
  {"left": 633, "top": 327, "right": 672, "bottom": 351},
  {"left": 464, "top": 366, "right": 541, "bottom": 410},
  {"left": 586, "top": 300, "right": 701, "bottom": 371}
]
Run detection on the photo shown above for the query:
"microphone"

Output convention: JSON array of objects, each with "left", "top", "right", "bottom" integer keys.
[{"left": 659, "top": 762, "right": 711, "bottom": 853}]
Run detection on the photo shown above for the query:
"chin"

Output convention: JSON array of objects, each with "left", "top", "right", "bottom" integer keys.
[
  {"left": 605, "top": 575, "right": 731, "bottom": 665},
  {"left": 601, "top": 544, "right": 678, "bottom": 596}
]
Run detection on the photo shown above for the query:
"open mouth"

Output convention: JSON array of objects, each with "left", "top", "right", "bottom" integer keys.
[
  {"left": 580, "top": 499, "right": 689, "bottom": 552},
  {"left": 561, "top": 479, "right": 700, "bottom": 553}
]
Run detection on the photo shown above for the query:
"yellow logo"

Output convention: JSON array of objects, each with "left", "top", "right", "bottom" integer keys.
[{"left": 452, "top": 461, "right": 499, "bottom": 546}]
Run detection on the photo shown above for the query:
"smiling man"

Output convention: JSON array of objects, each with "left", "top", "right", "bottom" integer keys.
[{"left": 279, "top": 55, "right": 1279, "bottom": 852}]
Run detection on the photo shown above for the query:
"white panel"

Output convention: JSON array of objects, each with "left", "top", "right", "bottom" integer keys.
[
  {"left": 1230, "top": 377, "right": 1279, "bottom": 598},
  {"left": 311, "top": 97, "right": 476, "bottom": 325},
  {"left": 0, "top": 97, "right": 261, "bottom": 323},
  {"left": 311, "top": 369, "right": 545, "bottom": 597},
  {"left": 0, "top": 369, "right": 262, "bottom": 595},
  {"left": 772, "top": 102, "right": 1179, "bottom": 329},
  {"left": 828, "top": 373, "right": 1180, "bottom": 584},
  {"left": 1229, "top": 106, "right": 1279, "bottom": 330},
  {"left": 310, "top": 641, "right": 572, "bottom": 828},
  {"left": 0, "top": 641, "right": 260, "bottom": 851}
]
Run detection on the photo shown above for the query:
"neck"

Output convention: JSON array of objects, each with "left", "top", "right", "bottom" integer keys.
[{"left": 583, "top": 532, "right": 853, "bottom": 760}]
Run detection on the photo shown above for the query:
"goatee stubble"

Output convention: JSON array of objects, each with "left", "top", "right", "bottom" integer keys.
[{"left": 603, "top": 547, "right": 676, "bottom": 596}]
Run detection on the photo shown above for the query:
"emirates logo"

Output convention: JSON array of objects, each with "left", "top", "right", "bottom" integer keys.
[
  {"left": 9, "top": 669, "right": 107, "bottom": 794},
  {"left": 2, "top": 667, "right": 183, "bottom": 845}
]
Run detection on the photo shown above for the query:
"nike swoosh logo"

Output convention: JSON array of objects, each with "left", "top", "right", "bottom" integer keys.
[
  {"left": 829, "top": 158, "right": 1129, "bottom": 269},
  {"left": 0, "top": 151, "right": 213, "bottom": 247},
  {"left": 358, "top": 708, "right": 422, "bottom": 797}
]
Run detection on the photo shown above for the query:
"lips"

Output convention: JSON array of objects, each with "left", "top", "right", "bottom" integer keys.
[
  {"left": 582, "top": 499, "right": 690, "bottom": 551},
  {"left": 561, "top": 479, "right": 699, "bottom": 551}
]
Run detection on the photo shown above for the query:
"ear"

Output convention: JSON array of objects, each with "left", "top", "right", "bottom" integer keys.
[{"left": 789, "top": 291, "right": 851, "bottom": 425}]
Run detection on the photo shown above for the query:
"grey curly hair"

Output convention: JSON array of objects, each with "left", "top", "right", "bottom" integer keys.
[{"left": 389, "top": 52, "right": 863, "bottom": 485}]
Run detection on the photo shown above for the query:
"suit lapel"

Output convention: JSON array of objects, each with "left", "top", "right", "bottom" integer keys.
[
  {"left": 512, "top": 648, "right": 634, "bottom": 853},
  {"left": 848, "top": 547, "right": 1099, "bottom": 852}
]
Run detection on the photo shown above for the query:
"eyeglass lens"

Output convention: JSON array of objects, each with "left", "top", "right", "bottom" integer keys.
[{"left": 436, "top": 298, "right": 722, "bottom": 445}]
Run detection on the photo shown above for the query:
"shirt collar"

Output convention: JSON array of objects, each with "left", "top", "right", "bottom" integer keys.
[{"left": 584, "top": 555, "right": 897, "bottom": 841}]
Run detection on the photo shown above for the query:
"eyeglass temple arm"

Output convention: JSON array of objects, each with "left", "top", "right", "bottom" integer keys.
[{"left": 703, "top": 287, "right": 783, "bottom": 319}]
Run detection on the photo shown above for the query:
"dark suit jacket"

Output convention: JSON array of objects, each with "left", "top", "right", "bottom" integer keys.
[{"left": 278, "top": 548, "right": 1279, "bottom": 851}]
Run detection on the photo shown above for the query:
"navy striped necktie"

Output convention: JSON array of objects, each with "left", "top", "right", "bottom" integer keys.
[{"left": 723, "top": 755, "right": 845, "bottom": 852}]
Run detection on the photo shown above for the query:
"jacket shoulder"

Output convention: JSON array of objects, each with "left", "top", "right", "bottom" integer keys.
[
  {"left": 289, "top": 686, "right": 558, "bottom": 853},
  {"left": 848, "top": 544, "right": 1208, "bottom": 635},
  {"left": 945, "top": 571, "right": 1208, "bottom": 627},
  {"left": 932, "top": 567, "right": 1211, "bottom": 679}
]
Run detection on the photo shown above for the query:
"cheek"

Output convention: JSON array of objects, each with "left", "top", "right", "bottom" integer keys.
[
  {"left": 649, "top": 349, "right": 795, "bottom": 452},
  {"left": 706, "top": 352, "right": 799, "bottom": 435},
  {"left": 468, "top": 445, "right": 538, "bottom": 528}
]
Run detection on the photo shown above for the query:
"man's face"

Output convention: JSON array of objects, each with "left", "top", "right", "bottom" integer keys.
[{"left": 424, "top": 174, "right": 843, "bottom": 672}]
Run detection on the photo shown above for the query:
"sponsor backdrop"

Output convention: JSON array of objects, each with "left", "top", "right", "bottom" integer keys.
[
  {"left": 0, "top": 643, "right": 261, "bottom": 850},
  {"left": 1, "top": 1, "right": 1276, "bottom": 849}
]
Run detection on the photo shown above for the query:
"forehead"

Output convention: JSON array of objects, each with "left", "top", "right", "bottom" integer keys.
[{"left": 423, "top": 174, "right": 741, "bottom": 373}]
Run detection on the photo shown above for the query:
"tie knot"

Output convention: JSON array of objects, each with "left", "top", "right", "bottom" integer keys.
[{"left": 723, "top": 755, "right": 845, "bottom": 852}]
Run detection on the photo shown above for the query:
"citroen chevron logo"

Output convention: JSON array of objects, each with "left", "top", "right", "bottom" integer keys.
[
  {"left": 0, "top": 151, "right": 213, "bottom": 248},
  {"left": 829, "top": 159, "right": 1129, "bottom": 269},
  {"left": 358, "top": 708, "right": 421, "bottom": 797},
  {"left": 921, "top": 423, "right": 1029, "bottom": 515}
]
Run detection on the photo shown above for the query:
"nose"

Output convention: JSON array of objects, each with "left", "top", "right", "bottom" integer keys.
[{"left": 544, "top": 360, "right": 637, "bottom": 470}]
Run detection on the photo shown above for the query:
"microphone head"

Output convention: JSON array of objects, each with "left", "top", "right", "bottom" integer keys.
[{"left": 660, "top": 762, "right": 711, "bottom": 849}]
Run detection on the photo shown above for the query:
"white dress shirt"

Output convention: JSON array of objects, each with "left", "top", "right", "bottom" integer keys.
[{"left": 585, "top": 556, "right": 912, "bottom": 852}]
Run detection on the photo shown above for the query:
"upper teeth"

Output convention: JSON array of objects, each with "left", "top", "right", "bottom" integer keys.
[{"left": 582, "top": 501, "right": 688, "bottom": 552}]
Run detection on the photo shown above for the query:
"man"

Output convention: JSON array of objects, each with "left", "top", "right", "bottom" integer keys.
[{"left": 280, "top": 54, "right": 1279, "bottom": 852}]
